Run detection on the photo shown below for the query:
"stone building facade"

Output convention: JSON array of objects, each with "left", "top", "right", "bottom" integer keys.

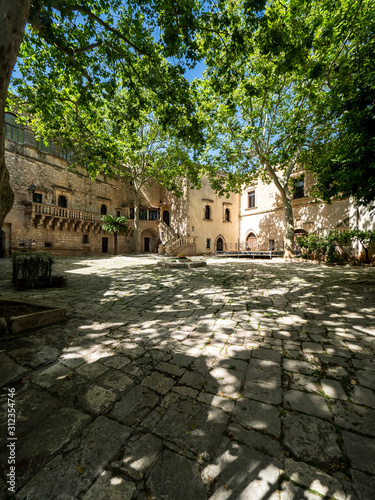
[
  {"left": 1, "top": 113, "right": 239, "bottom": 257},
  {"left": 239, "top": 172, "right": 351, "bottom": 253},
  {"left": 2, "top": 113, "right": 372, "bottom": 258}
]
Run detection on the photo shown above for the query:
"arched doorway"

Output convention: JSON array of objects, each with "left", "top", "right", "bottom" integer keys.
[
  {"left": 163, "top": 210, "right": 170, "bottom": 226},
  {"left": 216, "top": 237, "right": 223, "bottom": 251},
  {"left": 246, "top": 232, "right": 258, "bottom": 251}
]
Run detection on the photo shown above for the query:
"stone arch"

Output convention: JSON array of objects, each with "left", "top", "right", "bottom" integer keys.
[
  {"left": 215, "top": 235, "right": 225, "bottom": 251},
  {"left": 245, "top": 230, "right": 258, "bottom": 251}
]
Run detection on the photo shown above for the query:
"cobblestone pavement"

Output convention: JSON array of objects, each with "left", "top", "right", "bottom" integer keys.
[{"left": 1, "top": 255, "right": 375, "bottom": 500}]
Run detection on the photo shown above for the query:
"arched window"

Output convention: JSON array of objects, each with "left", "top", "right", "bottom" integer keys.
[{"left": 216, "top": 237, "right": 223, "bottom": 251}]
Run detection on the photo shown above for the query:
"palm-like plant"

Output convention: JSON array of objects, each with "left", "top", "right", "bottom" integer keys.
[{"left": 101, "top": 215, "right": 129, "bottom": 255}]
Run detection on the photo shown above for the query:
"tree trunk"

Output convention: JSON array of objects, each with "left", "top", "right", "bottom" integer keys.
[
  {"left": 114, "top": 233, "right": 118, "bottom": 255},
  {"left": 283, "top": 193, "right": 295, "bottom": 259},
  {"left": 0, "top": 0, "right": 31, "bottom": 230},
  {"left": 133, "top": 190, "right": 140, "bottom": 252},
  {"left": 264, "top": 160, "right": 295, "bottom": 259}
]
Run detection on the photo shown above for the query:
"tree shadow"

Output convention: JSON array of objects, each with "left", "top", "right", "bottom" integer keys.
[{"left": 0, "top": 256, "right": 373, "bottom": 499}]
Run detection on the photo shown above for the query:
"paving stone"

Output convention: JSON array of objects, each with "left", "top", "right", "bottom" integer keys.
[
  {"left": 331, "top": 400, "right": 375, "bottom": 436},
  {"left": 284, "top": 457, "right": 345, "bottom": 500},
  {"left": 252, "top": 347, "right": 282, "bottom": 362},
  {"left": 178, "top": 370, "right": 206, "bottom": 390},
  {"left": 141, "top": 372, "right": 175, "bottom": 395},
  {"left": 31, "top": 362, "right": 71, "bottom": 389},
  {"left": 284, "top": 390, "right": 331, "bottom": 419},
  {"left": 243, "top": 381, "right": 283, "bottom": 405},
  {"left": 321, "top": 379, "right": 347, "bottom": 401},
  {"left": 170, "top": 352, "right": 194, "bottom": 367},
  {"left": 1, "top": 407, "right": 90, "bottom": 487},
  {"left": 147, "top": 449, "right": 206, "bottom": 500},
  {"left": 356, "top": 370, "right": 375, "bottom": 390},
  {"left": 218, "top": 358, "right": 249, "bottom": 372},
  {"left": 206, "top": 367, "right": 243, "bottom": 397},
  {"left": 283, "top": 413, "right": 342, "bottom": 463},
  {"left": 101, "top": 355, "right": 131, "bottom": 370},
  {"left": 96, "top": 369, "right": 134, "bottom": 393},
  {"left": 283, "top": 358, "right": 317, "bottom": 375},
  {"left": 280, "top": 481, "right": 322, "bottom": 500},
  {"left": 351, "top": 469, "right": 375, "bottom": 500},
  {"left": 228, "top": 422, "right": 283, "bottom": 460},
  {"left": 350, "top": 385, "right": 375, "bottom": 408},
  {"left": 0, "top": 386, "right": 61, "bottom": 438},
  {"left": 155, "top": 361, "right": 186, "bottom": 377},
  {"left": 17, "top": 416, "right": 131, "bottom": 500},
  {"left": 82, "top": 471, "right": 136, "bottom": 500},
  {"left": 232, "top": 397, "right": 281, "bottom": 436},
  {"left": 76, "top": 362, "right": 108, "bottom": 378},
  {"left": 325, "top": 366, "right": 349, "bottom": 379},
  {"left": 197, "top": 392, "right": 235, "bottom": 412},
  {"left": 226, "top": 345, "right": 251, "bottom": 360},
  {"left": 110, "top": 385, "right": 159, "bottom": 426},
  {"left": 76, "top": 385, "right": 118, "bottom": 414},
  {"left": 154, "top": 400, "right": 229, "bottom": 459},
  {"left": 208, "top": 442, "right": 280, "bottom": 500},
  {"left": 247, "top": 357, "right": 281, "bottom": 382},
  {"left": 342, "top": 430, "right": 375, "bottom": 474},
  {"left": 302, "top": 342, "right": 324, "bottom": 354},
  {"left": 289, "top": 373, "right": 320, "bottom": 394},
  {"left": 117, "top": 434, "right": 163, "bottom": 479},
  {"left": 0, "top": 353, "right": 27, "bottom": 387},
  {"left": 172, "top": 386, "right": 198, "bottom": 399}
]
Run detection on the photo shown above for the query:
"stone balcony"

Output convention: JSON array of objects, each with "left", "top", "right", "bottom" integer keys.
[{"left": 29, "top": 202, "right": 104, "bottom": 233}]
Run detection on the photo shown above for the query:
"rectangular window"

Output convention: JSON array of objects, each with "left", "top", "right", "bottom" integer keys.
[
  {"left": 269, "top": 239, "right": 275, "bottom": 251},
  {"left": 206, "top": 238, "right": 211, "bottom": 249},
  {"left": 117, "top": 211, "right": 121, "bottom": 217},
  {"left": 83, "top": 234, "right": 89, "bottom": 244},
  {"left": 294, "top": 178, "right": 305, "bottom": 199},
  {"left": 139, "top": 209, "right": 148, "bottom": 220},
  {"left": 248, "top": 191, "right": 255, "bottom": 208},
  {"left": 205, "top": 205, "right": 211, "bottom": 220},
  {"left": 129, "top": 207, "right": 134, "bottom": 219},
  {"left": 44, "top": 242, "right": 52, "bottom": 248},
  {"left": 58, "top": 195, "right": 67, "bottom": 208},
  {"left": 33, "top": 193, "right": 43, "bottom": 203},
  {"left": 149, "top": 210, "right": 158, "bottom": 221},
  {"left": 100, "top": 204, "right": 107, "bottom": 215}
]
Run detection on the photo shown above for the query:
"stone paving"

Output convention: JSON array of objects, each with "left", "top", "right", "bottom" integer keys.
[{"left": 0, "top": 255, "right": 375, "bottom": 499}]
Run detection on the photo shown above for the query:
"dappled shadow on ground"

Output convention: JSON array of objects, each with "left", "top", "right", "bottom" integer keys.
[{"left": 0, "top": 256, "right": 374, "bottom": 499}]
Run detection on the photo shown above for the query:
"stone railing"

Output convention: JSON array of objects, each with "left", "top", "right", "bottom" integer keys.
[
  {"left": 31, "top": 202, "right": 102, "bottom": 222},
  {"left": 164, "top": 236, "right": 197, "bottom": 255}
]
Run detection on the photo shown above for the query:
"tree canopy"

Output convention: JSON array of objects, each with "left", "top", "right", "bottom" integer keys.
[
  {"left": 1, "top": 0, "right": 206, "bottom": 230},
  {"left": 196, "top": 0, "right": 375, "bottom": 256}
]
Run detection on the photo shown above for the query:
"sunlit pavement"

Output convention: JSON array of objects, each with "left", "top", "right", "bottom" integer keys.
[{"left": 1, "top": 255, "right": 375, "bottom": 499}]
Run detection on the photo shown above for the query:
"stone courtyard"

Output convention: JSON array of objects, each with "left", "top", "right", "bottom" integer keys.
[{"left": 0, "top": 255, "right": 375, "bottom": 499}]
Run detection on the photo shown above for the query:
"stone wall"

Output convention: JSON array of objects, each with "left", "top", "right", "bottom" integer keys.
[{"left": 4, "top": 139, "right": 131, "bottom": 256}]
